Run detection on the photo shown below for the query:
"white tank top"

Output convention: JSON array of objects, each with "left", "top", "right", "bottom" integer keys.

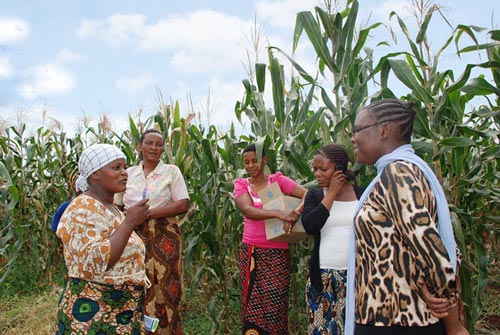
[{"left": 319, "top": 199, "right": 358, "bottom": 270}]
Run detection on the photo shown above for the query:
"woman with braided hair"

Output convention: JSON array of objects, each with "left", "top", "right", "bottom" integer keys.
[
  {"left": 345, "top": 99, "right": 468, "bottom": 335},
  {"left": 301, "top": 144, "right": 365, "bottom": 335}
]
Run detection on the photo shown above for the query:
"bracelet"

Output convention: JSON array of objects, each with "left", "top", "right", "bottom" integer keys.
[{"left": 293, "top": 209, "right": 301, "bottom": 216}]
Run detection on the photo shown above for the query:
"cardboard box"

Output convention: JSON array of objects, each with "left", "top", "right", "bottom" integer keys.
[{"left": 257, "top": 182, "right": 309, "bottom": 243}]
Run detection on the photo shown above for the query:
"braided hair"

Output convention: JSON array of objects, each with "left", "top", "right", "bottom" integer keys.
[
  {"left": 364, "top": 99, "right": 417, "bottom": 143},
  {"left": 315, "top": 144, "right": 356, "bottom": 181}
]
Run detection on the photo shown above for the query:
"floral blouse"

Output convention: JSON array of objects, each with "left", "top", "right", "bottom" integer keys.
[
  {"left": 56, "top": 194, "right": 147, "bottom": 286},
  {"left": 118, "top": 161, "right": 189, "bottom": 210}
]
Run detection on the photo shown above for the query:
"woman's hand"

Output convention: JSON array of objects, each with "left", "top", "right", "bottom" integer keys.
[
  {"left": 327, "top": 170, "right": 345, "bottom": 195},
  {"left": 125, "top": 198, "right": 150, "bottom": 228},
  {"left": 108, "top": 198, "right": 150, "bottom": 270},
  {"left": 279, "top": 210, "right": 300, "bottom": 234},
  {"left": 418, "top": 277, "right": 453, "bottom": 318}
]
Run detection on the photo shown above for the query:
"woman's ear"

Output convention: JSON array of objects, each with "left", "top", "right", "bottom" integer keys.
[{"left": 380, "top": 122, "right": 393, "bottom": 141}]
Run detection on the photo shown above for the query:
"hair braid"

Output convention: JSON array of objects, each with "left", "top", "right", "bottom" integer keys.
[
  {"left": 367, "top": 99, "right": 416, "bottom": 143},
  {"left": 316, "top": 144, "right": 356, "bottom": 181}
]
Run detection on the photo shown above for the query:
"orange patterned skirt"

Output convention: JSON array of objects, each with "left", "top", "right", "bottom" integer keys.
[{"left": 136, "top": 217, "right": 183, "bottom": 335}]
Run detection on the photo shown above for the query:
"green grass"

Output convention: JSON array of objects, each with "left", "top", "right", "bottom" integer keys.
[
  {"left": 1, "top": 283, "right": 498, "bottom": 335},
  {"left": 0, "top": 287, "right": 61, "bottom": 335}
]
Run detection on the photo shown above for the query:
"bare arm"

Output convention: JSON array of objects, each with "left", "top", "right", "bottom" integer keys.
[
  {"left": 149, "top": 198, "right": 189, "bottom": 219},
  {"left": 289, "top": 184, "right": 307, "bottom": 212},
  {"left": 443, "top": 305, "right": 469, "bottom": 335},
  {"left": 235, "top": 192, "right": 299, "bottom": 223}
]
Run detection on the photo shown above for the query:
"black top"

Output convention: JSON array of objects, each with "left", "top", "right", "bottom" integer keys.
[{"left": 301, "top": 185, "right": 365, "bottom": 291}]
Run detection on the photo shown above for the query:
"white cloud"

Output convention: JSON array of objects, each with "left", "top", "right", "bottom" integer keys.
[
  {"left": 0, "top": 57, "right": 11, "bottom": 77},
  {"left": 77, "top": 14, "right": 146, "bottom": 47},
  {"left": 116, "top": 74, "right": 152, "bottom": 92},
  {"left": 0, "top": 18, "right": 29, "bottom": 43},
  {"left": 371, "top": 0, "right": 412, "bottom": 21},
  {"left": 139, "top": 10, "right": 251, "bottom": 50},
  {"left": 167, "top": 76, "right": 244, "bottom": 129},
  {"left": 19, "top": 64, "right": 74, "bottom": 100},
  {"left": 56, "top": 49, "right": 87, "bottom": 64},
  {"left": 76, "top": 10, "right": 256, "bottom": 74},
  {"left": 77, "top": 19, "right": 101, "bottom": 38},
  {"left": 255, "top": 0, "right": 318, "bottom": 30},
  {"left": 201, "top": 77, "right": 243, "bottom": 125}
]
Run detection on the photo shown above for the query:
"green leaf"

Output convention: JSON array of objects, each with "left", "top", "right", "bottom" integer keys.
[
  {"left": 297, "top": 10, "right": 336, "bottom": 73},
  {"left": 438, "top": 137, "right": 475, "bottom": 147},
  {"left": 482, "top": 146, "right": 500, "bottom": 160},
  {"left": 268, "top": 51, "right": 285, "bottom": 123},
  {"left": 201, "top": 139, "right": 217, "bottom": 173},
  {"left": 388, "top": 59, "right": 433, "bottom": 103},
  {"left": 128, "top": 115, "right": 140, "bottom": 146},
  {"left": 390, "top": 12, "right": 424, "bottom": 65},
  {"left": 292, "top": 12, "right": 304, "bottom": 53},
  {"left": 489, "top": 29, "right": 500, "bottom": 41},
  {"left": 255, "top": 63, "right": 266, "bottom": 93},
  {"left": 269, "top": 47, "right": 318, "bottom": 85},
  {"left": 446, "top": 61, "right": 500, "bottom": 92},
  {"left": 461, "top": 77, "right": 500, "bottom": 96},
  {"left": 352, "top": 23, "right": 382, "bottom": 59},
  {"left": 459, "top": 42, "right": 500, "bottom": 54},
  {"left": 287, "top": 151, "right": 313, "bottom": 179},
  {"left": 416, "top": 9, "right": 433, "bottom": 44}
]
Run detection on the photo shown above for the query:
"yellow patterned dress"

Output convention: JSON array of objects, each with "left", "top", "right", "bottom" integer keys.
[{"left": 55, "top": 195, "right": 147, "bottom": 334}]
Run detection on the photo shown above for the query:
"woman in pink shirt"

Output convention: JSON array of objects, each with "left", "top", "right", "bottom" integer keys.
[{"left": 234, "top": 144, "right": 306, "bottom": 335}]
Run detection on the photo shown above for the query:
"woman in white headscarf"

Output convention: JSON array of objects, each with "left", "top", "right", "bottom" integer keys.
[{"left": 55, "top": 143, "right": 151, "bottom": 335}]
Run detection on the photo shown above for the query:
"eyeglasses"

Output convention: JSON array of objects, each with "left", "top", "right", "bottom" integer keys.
[{"left": 352, "top": 121, "right": 386, "bottom": 136}]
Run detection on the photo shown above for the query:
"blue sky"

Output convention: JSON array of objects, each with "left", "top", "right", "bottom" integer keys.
[{"left": 0, "top": 0, "right": 498, "bottom": 134}]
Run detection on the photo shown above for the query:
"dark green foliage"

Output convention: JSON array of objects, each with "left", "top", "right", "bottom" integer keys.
[{"left": 0, "top": 1, "right": 499, "bottom": 334}]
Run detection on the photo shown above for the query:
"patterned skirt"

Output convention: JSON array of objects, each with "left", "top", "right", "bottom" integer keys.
[
  {"left": 55, "top": 277, "right": 145, "bottom": 335},
  {"left": 306, "top": 269, "right": 347, "bottom": 335},
  {"left": 136, "top": 217, "right": 183, "bottom": 335},
  {"left": 240, "top": 243, "right": 291, "bottom": 335}
]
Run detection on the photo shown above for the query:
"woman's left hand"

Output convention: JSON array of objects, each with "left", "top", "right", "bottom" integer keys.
[
  {"left": 283, "top": 210, "right": 300, "bottom": 234},
  {"left": 419, "top": 277, "right": 453, "bottom": 318},
  {"left": 284, "top": 221, "right": 295, "bottom": 234}
]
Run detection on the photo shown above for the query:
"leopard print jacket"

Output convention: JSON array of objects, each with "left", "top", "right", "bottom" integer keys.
[{"left": 354, "top": 161, "right": 457, "bottom": 327}]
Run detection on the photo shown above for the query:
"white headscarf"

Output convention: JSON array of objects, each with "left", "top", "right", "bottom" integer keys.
[{"left": 75, "top": 143, "right": 126, "bottom": 192}]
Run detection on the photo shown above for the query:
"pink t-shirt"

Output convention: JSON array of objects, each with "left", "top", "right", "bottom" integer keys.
[{"left": 234, "top": 172, "right": 297, "bottom": 249}]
